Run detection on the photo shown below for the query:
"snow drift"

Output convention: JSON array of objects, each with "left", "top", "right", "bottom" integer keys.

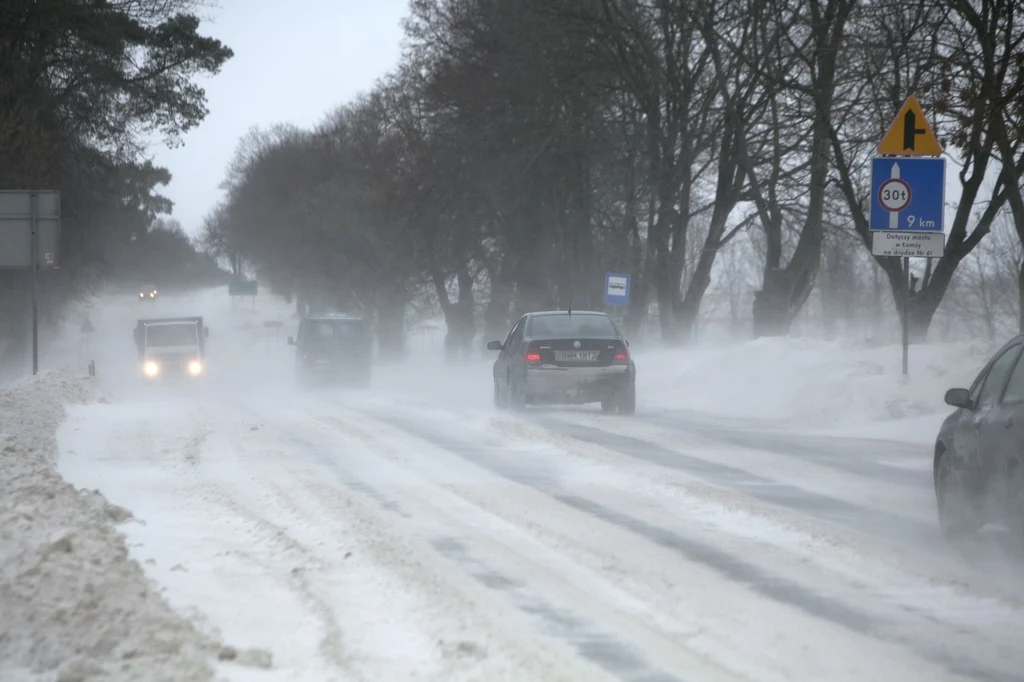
[
  {"left": 0, "top": 370, "right": 220, "bottom": 682},
  {"left": 637, "top": 336, "right": 998, "bottom": 441}
]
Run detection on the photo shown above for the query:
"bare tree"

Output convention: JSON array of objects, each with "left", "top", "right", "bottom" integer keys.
[{"left": 829, "top": 0, "right": 1023, "bottom": 340}]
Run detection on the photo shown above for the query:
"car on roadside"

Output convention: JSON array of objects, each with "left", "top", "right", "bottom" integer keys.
[
  {"left": 139, "top": 284, "right": 158, "bottom": 301},
  {"left": 934, "top": 335, "right": 1024, "bottom": 541},
  {"left": 487, "top": 310, "right": 635, "bottom": 414},
  {"left": 289, "top": 314, "right": 372, "bottom": 387}
]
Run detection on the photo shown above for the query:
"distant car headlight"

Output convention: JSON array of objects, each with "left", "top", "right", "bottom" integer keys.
[
  {"left": 143, "top": 361, "right": 160, "bottom": 377},
  {"left": 188, "top": 360, "right": 203, "bottom": 376},
  {"left": 149, "top": 292, "right": 155, "bottom": 298},
  {"left": 139, "top": 293, "right": 144, "bottom": 298}
]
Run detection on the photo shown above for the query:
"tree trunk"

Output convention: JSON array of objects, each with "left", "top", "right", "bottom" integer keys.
[
  {"left": 434, "top": 264, "right": 476, "bottom": 364},
  {"left": 881, "top": 261, "right": 935, "bottom": 344},
  {"left": 654, "top": 245, "right": 677, "bottom": 343},
  {"left": 752, "top": 268, "right": 791, "bottom": 337},
  {"left": 484, "top": 256, "right": 515, "bottom": 342},
  {"left": 624, "top": 192, "right": 656, "bottom": 337},
  {"left": 651, "top": 185, "right": 678, "bottom": 343},
  {"left": 676, "top": 171, "right": 742, "bottom": 340},
  {"left": 376, "top": 285, "right": 407, "bottom": 363},
  {"left": 1018, "top": 260, "right": 1024, "bottom": 335},
  {"left": 752, "top": 256, "right": 820, "bottom": 338}
]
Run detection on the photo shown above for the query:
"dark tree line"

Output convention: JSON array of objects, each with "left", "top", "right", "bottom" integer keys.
[
  {"left": 208, "top": 0, "right": 1024, "bottom": 357},
  {"left": 0, "top": 0, "right": 231, "bottom": 374}
]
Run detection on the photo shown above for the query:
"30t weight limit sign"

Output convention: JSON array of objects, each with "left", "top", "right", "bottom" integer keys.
[{"left": 878, "top": 173, "right": 911, "bottom": 229}]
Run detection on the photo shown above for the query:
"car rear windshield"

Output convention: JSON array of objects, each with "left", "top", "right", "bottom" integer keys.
[
  {"left": 306, "top": 319, "right": 366, "bottom": 344},
  {"left": 527, "top": 314, "right": 619, "bottom": 338},
  {"left": 146, "top": 323, "right": 197, "bottom": 347}
]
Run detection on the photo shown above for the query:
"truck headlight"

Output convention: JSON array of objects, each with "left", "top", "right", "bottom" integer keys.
[
  {"left": 143, "top": 361, "right": 159, "bottom": 377},
  {"left": 188, "top": 360, "right": 203, "bottom": 376}
]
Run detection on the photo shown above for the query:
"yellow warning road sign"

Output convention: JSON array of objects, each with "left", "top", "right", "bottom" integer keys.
[{"left": 877, "top": 95, "right": 943, "bottom": 156}]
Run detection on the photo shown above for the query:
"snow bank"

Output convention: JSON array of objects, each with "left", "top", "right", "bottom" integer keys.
[
  {"left": 638, "top": 337, "right": 998, "bottom": 442},
  {"left": 0, "top": 370, "right": 220, "bottom": 682}
]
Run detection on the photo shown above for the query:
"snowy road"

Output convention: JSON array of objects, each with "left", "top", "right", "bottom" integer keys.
[{"left": 54, "top": 292, "right": 1024, "bottom": 682}]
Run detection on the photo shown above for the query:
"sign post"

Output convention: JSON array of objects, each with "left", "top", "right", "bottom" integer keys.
[
  {"left": 0, "top": 191, "right": 61, "bottom": 376},
  {"left": 229, "top": 279, "right": 258, "bottom": 310},
  {"left": 870, "top": 95, "right": 944, "bottom": 376}
]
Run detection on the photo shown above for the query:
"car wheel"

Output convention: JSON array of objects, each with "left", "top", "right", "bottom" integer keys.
[
  {"left": 600, "top": 398, "right": 616, "bottom": 414},
  {"left": 935, "top": 449, "right": 982, "bottom": 539},
  {"left": 494, "top": 379, "right": 508, "bottom": 410},
  {"left": 617, "top": 381, "right": 636, "bottom": 415},
  {"left": 508, "top": 375, "right": 526, "bottom": 411}
]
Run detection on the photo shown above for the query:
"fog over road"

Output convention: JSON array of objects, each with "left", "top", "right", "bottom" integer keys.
[{"left": 54, "top": 289, "right": 1024, "bottom": 682}]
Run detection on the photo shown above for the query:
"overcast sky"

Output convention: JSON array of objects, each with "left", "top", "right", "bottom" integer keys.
[{"left": 151, "top": 0, "right": 409, "bottom": 235}]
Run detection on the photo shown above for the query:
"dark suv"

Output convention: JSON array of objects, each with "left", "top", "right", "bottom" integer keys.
[
  {"left": 487, "top": 311, "right": 636, "bottom": 414},
  {"left": 289, "top": 315, "right": 371, "bottom": 387}
]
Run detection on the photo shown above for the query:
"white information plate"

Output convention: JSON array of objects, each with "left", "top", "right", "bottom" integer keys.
[{"left": 871, "top": 231, "right": 945, "bottom": 258}]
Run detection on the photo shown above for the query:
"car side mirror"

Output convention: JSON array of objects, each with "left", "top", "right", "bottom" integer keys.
[
  {"left": 487, "top": 341, "right": 503, "bottom": 351},
  {"left": 288, "top": 336, "right": 296, "bottom": 346},
  {"left": 625, "top": 340, "right": 630, "bottom": 347},
  {"left": 944, "top": 388, "right": 973, "bottom": 409}
]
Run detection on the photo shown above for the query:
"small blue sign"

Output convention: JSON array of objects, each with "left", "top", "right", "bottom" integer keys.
[
  {"left": 870, "top": 157, "right": 945, "bottom": 231},
  {"left": 605, "top": 273, "right": 629, "bottom": 306}
]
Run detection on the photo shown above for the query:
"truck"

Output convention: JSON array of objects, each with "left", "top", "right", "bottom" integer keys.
[{"left": 133, "top": 317, "right": 209, "bottom": 379}]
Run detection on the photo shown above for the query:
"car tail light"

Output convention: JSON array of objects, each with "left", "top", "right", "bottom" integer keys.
[
  {"left": 612, "top": 344, "right": 629, "bottom": 365},
  {"left": 524, "top": 344, "right": 542, "bottom": 364}
]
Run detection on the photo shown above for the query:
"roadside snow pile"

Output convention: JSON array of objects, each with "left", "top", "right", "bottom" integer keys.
[
  {"left": 638, "top": 337, "right": 997, "bottom": 439},
  {"left": 0, "top": 370, "right": 219, "bottom": 682}
]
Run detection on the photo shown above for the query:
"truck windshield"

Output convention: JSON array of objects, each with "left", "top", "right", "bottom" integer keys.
[{"left": 146, "top": 324, "right": 197, "bottom": 347}]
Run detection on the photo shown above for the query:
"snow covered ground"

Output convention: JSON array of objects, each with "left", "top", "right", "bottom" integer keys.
[
  {"left": 3, "top": 285, "right": 1021, "bottom": 681},
  {"left": 0, "top": 370, "right": 265, "bottom": 682},
  {"left": 636, "top": 335, "right": 996, "bottom": 444}
]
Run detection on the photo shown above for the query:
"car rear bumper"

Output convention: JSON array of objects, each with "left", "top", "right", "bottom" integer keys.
[
  {"left": 297, "top": 360, "right": 370, "bottom": 379},
  {"left": 524, "top": 365, "right": 630, "bottom": 403}
]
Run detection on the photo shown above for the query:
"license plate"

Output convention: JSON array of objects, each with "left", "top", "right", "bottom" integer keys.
[{"left": 555, "top": 350, "right": 599, "bottom": 362}]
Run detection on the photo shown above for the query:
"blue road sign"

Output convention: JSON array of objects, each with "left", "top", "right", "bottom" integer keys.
[
  {"left": 605, "top": 273, "right": 630, "bottom": 306},
  {"left": 870, "top": 157, "right": 945, "bottom": 232}
]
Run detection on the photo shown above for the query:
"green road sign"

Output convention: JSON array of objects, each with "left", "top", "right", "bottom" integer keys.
[{"left": 229, "top": 280, "right": 257, "bottom": 296}]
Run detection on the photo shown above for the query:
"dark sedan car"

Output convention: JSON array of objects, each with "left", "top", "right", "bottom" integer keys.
[
  {"left": 934, "top": 335, "right": 1024, "bottom": 541},
  {"left": 487, "top": 311, "right": 636, "bottom": 414}
]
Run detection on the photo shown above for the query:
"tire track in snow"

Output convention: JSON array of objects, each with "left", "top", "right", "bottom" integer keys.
[
  {"left": 634, "top": 411, "right": 930, "bottom": 488},
  {"left": 428, "top": 536, "right": 685, "bottom": 682},
  {"left": 186, "top": 482, "right": 351, "bottom": 675},
  {"left": 215, "top": 399, "right": 618, "bottom": 679},
  {"left": 290, "top": 415, "right": 705, "bottom": 682},
  {"left": 230, "top": 408, "right": 624, "bottom": 682},
  {"left": 362, "top": 409, "right": 1021, "bottom": 682},
  {"left": 527, "top": 410, "right": 1024, "bottom": 594},
  {"left": 528, "top": 416, "right": 938, "bottom": 543},
  {"left": 276, "top": 469, "right": 618, "bottom": 682}
]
